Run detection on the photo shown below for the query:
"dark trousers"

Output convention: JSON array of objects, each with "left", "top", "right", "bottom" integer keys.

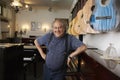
[{"left": 43, "top": 64, "right": 65, "bottom": 80}]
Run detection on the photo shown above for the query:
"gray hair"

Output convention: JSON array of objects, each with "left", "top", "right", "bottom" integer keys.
[{"left": 52, "top": 19, "right": 68, "bottom": 30}]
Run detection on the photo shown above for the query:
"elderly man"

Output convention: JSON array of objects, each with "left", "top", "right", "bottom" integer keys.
[{"left": 34, "top": 19, "right": 87, "bottom": 80}]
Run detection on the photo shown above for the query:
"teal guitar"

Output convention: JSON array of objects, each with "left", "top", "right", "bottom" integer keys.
[{"left": 91, "top": 0, "right": 116, "bottom": 32}]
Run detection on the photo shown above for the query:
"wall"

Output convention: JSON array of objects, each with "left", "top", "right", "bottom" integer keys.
[
  {"left": 16, "top": 7, "right": 71, "bottom": 37},
  {"left": 0, "top": 6, "right": 15, "bottom": 39},
  {"left": 0, "top": 21, "right": 9, "bottom": 39}
]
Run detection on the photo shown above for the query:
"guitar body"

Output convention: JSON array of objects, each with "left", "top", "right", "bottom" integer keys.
[
  {"left": 71, "top": 17, "right": 80, "bottom": 35},
  {"left": 73, "top": 0, "right": 99, "bottom": 34},
  {"left": 91, "top": 0, "right": 116, "bottom": 32},
  {"left": 67, "top": 21, "right": 72, "bottom": 34},
  {"left": 74, "top": 10, "right": 86, "bottom": 34},
  {"left": 67, "top": 17, "right": 79, "bottom": 35}
]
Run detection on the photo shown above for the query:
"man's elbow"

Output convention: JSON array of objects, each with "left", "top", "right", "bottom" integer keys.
[
  {"left": 34, "top": 40, "right": 36, "bottom": 45},
  {"left": 34, "top": 39, "right": 39, "bottom": 46},
  {"left": 81, "top": 44, "right": 87, "bottom": 52},
  {"left": 83, "top": 44, "right": 87, "bottom": 51}
]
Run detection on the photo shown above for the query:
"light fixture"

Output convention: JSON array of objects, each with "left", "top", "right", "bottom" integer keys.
[
  {"left": 7, "top": 25, "right": 10, "bottom": 28},
  {"left": 10, "top": 0, "right": 22, "bottom": 7},
  {"left": 25, "top": 4, "right": 29, "bottom": 8},
  {"left": 10, "top": 0, "right": 32, "bottom": 13}
]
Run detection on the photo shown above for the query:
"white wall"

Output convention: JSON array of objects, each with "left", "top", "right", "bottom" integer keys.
[
  {"left": 16, "top": 7, "right": 71, "bottom": 37},
  {"left": 83, "top": 31, "right": 120, "bottom": 56}
]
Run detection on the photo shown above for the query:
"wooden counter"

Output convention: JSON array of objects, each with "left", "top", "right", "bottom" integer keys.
[
  {"left": 0, "top": 43, "right": 24, "bottom": 80},
  {"left": 24, "top": 45, "right": 46, "bottom": 49},
  {"left": 86, "top": 49, "right": 120, "bottom": 77},
  {"left": 80, "top": 49, "right": 120, "bottom": 80}
]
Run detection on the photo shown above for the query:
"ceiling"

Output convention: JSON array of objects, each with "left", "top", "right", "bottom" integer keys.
[{"left": 2, "top": 0, "right": 73, "bottom": 9}]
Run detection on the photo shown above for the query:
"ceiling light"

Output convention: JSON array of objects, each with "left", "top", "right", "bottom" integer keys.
[
  {"left": 10, "top": 0, "right": 32, "bottom": 13},
  {"left": 25, "top": 4, "right": 29, "bottom": 8},
  {"left": 11, "top": 0, "right": 22, "bottom": 7}
]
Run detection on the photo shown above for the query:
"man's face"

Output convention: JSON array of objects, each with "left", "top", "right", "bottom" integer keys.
[{"left": 53, "top": 21, "right": 65, "bottom": 38}]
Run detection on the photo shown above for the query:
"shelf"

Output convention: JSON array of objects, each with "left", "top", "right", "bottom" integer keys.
[{"left": 0, "top": 16, "right": 9, "bottom": 22}]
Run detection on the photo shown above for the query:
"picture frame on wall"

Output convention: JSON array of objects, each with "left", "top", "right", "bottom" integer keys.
[
  {"left": 31, "top": 21, "right": 41, "bottom": 31},
  {"left": 31, "top": 21, "right": 36, "bottom": 31}
]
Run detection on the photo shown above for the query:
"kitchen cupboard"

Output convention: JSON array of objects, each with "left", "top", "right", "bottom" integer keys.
[
  {"left": 80, "top": 52, "right": 120, "bottom": 80},
  {"left": 0, "top": 43, "right": 24, "bottom": 80}
]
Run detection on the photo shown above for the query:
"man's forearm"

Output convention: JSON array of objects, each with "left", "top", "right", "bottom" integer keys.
[
  {"left": 69, "top": 44, "right": 87, "bottom": 58},
  {"left": 34, "top": 40, "right": 46, "bottom": 60},
  {"left": 37, "top": 45, "right": 46, "bottom": 60}
]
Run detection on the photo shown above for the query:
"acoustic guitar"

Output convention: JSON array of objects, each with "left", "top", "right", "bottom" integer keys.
[
  {"left": 91, "top": 0, "right": 116, "bottom": 32},
  {"left": 73, "top": 0, "right": 99, "bottom": 34},
  {"left": 67, "top": 21, "right": 72, "bottom": 34},
  {"left": 67, "top": 17, "right": 79, "bottom": 36}
]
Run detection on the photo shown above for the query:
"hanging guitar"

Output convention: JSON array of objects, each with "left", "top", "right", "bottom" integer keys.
[
  {"left": 91, "top": 0, "right": 116, "bottom": 32},
  {"left": 73, "top": 9, "right": 87, "bottom": 34},
  {"left": 67, "top": 17, "right": 79, "bottom": 36},
  {"left": 67, "top": 21, "right": 72, "bottom": 34},
  {"left": 73, "top": 0, "right": 99, "bottom": 34}
]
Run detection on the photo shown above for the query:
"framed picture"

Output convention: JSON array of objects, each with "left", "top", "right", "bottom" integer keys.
[
  {"left": 31, "top": 21, "right": 36, "bottom": 31},
  {"left": 31, "top": 21, "right": 41, "bottom": 31}
]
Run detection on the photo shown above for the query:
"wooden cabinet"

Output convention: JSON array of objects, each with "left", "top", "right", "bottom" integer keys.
[
  {"left": 0, "top": 44, "right": 24, "bottom": 80},
  {"left": 80, "top": 53, "right": 120, "bottom": 80}
]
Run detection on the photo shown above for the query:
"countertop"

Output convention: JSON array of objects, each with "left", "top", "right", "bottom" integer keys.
[
  {"left": 86, "top": 49, "right": 120, "bottom": 77},
  {"left": 24, "top": 45, "right": 46, "bottom": 49},
  {"left": 0, "top": 43, "right": 23, "bottom": 48}
]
